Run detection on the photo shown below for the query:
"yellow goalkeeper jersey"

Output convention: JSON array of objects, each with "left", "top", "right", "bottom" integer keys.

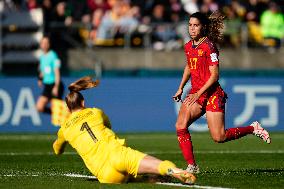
[{"left": 53, "top": 108, "right": 126, "bottom": 177}]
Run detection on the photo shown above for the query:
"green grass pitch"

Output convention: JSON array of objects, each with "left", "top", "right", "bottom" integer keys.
[{"left": 0, "top": 132, "right": 283, "bottom": 189}]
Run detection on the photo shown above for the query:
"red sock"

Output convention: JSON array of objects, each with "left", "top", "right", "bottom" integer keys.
[
  {"left": 225, "top": 126, "right": 254, "bottom": 142},
  {"left": 176, "top": 128, "right": 195, "bottom": 165}
]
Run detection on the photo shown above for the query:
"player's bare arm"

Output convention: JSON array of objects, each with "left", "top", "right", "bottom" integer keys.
[
  {"left": 53, "top": 128, "right": 67, "bottom": 155},
  {"left": 173, "top": 65, "right": 191, "bottom": 102},
  {"left": 52, "top": 68, "right": 61, "bottom": 97},
  {"left": 37, "top": 65, "right": 43, "bottom": 87}
]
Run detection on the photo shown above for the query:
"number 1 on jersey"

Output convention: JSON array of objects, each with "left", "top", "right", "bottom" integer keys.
[
  {"left": 81, "top": 122, "right": 98, "bottom": 143},
  {"left": 190, "top": 58, "right": 197, "bottom": 70}
]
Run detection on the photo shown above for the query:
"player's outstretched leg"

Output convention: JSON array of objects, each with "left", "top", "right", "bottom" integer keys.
[
  {"left": 251, "top": 121, "right": 271, "bottom": 144},
  {"left": 167, "top": 167, "right": 196, "bottom": 184},
  {"left": 138, "top": 156, "right": 196, "bottom": 185},
  {"left": 158, "top": 160, "right": 196, "bottom": 185}
]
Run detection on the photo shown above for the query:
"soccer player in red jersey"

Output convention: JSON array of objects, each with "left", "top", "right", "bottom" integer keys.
[{"left": 173, "top": 12, "right": 271, "bottom": 174}]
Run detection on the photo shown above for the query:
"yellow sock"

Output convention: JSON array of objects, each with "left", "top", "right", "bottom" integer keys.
[{"left": 158, "top": 160, "right": 176, "bottom": 175}]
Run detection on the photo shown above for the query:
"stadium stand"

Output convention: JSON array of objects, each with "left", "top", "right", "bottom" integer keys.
[
  {"left": 1, "top": 7, "right": 43, "bottom": 74},
  {"left": 0, "top": 0, "right": 283, "bottom": 76}
]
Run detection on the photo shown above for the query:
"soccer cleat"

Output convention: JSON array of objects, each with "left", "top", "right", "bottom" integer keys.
[
  {"left": 186, "top": 164, "right": 200, "bottom": 174},
  {"left": 251, "top": 121, "right": 271, "bottom": 144},
  {"left": 167, "top": 168, "right": 196, "bottom": 185}
]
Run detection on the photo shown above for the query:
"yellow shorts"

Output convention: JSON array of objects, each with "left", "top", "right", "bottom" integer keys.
[{"left": 97, "top": 145, "right": 146, "bottom": 183}]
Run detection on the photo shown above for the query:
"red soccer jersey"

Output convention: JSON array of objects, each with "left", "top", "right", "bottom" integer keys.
[{"left": 184, "top": 37, "right": 220, "bottom": 97}]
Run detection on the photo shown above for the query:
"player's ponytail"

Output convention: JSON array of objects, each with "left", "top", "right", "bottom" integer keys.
[
  {"left": 65, "top": 76, "right": 99, "bottom": 112},
  {"left": 68, "top": 76, "right": 99, "bottom": 92},
  {"left": 190, "top": 12, "right": 225, "bottom": 44}
]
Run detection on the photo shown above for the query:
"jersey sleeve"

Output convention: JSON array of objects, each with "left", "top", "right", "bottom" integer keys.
[
  {"left": 92, "top": 108, "right": 126, "bottom": 146},
  {"left": 206, "top": 43, "right": 219, "bottom": 66},
  {"left": 51, "top": 51, "right": 61, "bottom": 69},
  {"left": 94, "top": 109, "right": 112, "bottom": 129},
  {"left": 53, "top": 128, "right": 67, "bottom": 155},
  {"left": 102, "top": 111, "right": 112, "bottom": 129}
]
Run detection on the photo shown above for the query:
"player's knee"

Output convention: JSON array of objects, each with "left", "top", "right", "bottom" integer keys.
[{"left": 175, "top": 119, "right": 187, "bottom": 130}]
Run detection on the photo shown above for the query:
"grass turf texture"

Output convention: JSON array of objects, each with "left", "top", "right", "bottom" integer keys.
[{"left": 0, "top": 132, "right": 283, "bottom": 189}]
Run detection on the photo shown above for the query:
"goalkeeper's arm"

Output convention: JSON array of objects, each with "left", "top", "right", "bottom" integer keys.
[{"left": 53, "top": 128, "right": 67, "bottom": 155}]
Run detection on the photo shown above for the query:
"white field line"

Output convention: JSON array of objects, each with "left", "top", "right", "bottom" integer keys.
[
  {"left": 2, "top": 174, "right": 39, "bottom": 177},
  {"left": 0, "top": 150, "right": 284, "bottom": 156},
  {"left": 0, "top": 151, "right": 76, "bottom": 156},
  {"left": 1, "top": 173, "right": 231, "bottom": 189},
  {"left": 156, "top": 182, "right": 232, "bottom": 189},
  {"left": 63, "top": 173, "right": 97, "bottom": 179},
  {"left": 1, "top": 173, "right": 96, "bottom": 179},
  {"left": 0, "top": 135, "right": 56, "bottom": 140}
]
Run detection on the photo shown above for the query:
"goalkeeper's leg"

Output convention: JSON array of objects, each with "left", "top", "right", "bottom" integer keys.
[
  {"left": 138, "top": 155, "right": 196, "bottom": 185},
  {"left": 110, "top": 145, "right": 196, "bottom": 184}
]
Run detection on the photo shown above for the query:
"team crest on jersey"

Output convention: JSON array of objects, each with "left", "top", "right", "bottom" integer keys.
[
  {"left": 210, "top": 53, "right": 218, "bottom": 62},
  {"left": 198, "top": 49, "right": 203, "bottom": 56}
]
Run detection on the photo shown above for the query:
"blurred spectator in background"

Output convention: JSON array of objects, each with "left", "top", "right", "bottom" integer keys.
[
  {"left": 95, "top": 0, "right": 139, "bottom": 45},
  {"left": 4, "top": 0, "right": 284, "bottom": 50},
  {"left": 181, "top": 0, "right": 199, "bottom": 15},
  {"left": 151, "top": 4, "right": 179, "bottom": 50},
  {"left": 132, "top": 0, "right": 165, "bottom": 18},
  {"left": 51, "top": 2, "right": 72, "bottom": 26},
  {"left": 2, "top": 0, "right": 18, "bottom": 11},
  {"left": 68, "top": 0, "right": 90, "bottom": 23},
  {"left": 23, "top": 0, "right": 38, "bottom": 10},
  {"left": 245, "top": 0, "right": 268, "bottom": 22},
  {"left": 244, "top": 0, "right": 268, "bottom": 46},
  {"left": 66, "top": 0, "right": 92, "bottom": 45},
  {"left": 223, "top": 3, "right": 242, "bottom": 47},
  {"left": 151, "top": 4, "right": 167, "bottom": 23},
  {"left": 88, "top": 8, "right": 105, "bottom": 42},
  {"left": 169, "top": 0, "right": 186, "bottom": 21},
  {"left": 200, "top": 0, "right": 219, "bottom": 14},
  {"left": 42, "top": 0, "right": 53, "bottom": 34},
  {"left": 87, "top": 0, "right": 110, "bottom": 12},
  {"left": 78, "top": 0, "right": 110, "bottom": 45},
  {"left": 49, "top": 1, "right": 72, "bottom": 70},
  {"left": 95, "top": 1, "right": 124, "bottom": 41},
  {"left": 4, "top": 0, "right": 38, "bottom": 11},
  {"left": 230, "top": 0, "right": 246, "bottom": 19},
  {"left": 260, "top": 2, "right": 284, "bottom": 52},
  {"left": 119, "top": 1, "right": 139, "bottom": 34}
]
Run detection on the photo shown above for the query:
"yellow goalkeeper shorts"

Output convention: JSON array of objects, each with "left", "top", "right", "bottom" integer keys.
[{"left": 97, "top": 145, "right": 146, "bottom": 183}]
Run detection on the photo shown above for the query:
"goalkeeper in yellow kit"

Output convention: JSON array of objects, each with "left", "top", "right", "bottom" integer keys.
[{"left": 53, "top": 76, "right": 196, "bottom": 184}]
